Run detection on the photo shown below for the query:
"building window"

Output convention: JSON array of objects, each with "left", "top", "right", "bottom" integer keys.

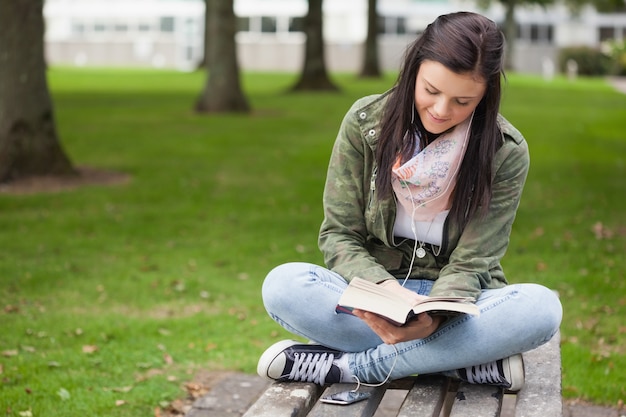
[
  {"left": 261, "top": 16, "right": 277, "bottom": 33},
  {"left": 517, "top": 23, "right": 553, "bottom": 44},
  {"left": 160, "top": 16, "right": 175, "bottom": 32},
  {"left": 289, "top": 16, "right": 305, "bottom": 32},
  {"left": 599, "top": 26, "right": 616, "bottom": 41},
  {"left": 379, "top": 16, "right": 407, "bottom": 35},
  {"left": 72, "top": 22, "right": 86, "bottom": 35},
  {"left": 237, "top": 15, "right": 303, "bottom": 35}
]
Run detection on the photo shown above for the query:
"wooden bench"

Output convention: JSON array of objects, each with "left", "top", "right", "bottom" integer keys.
[{"left": 187, "top": 330, "right": 561, "bottom": 417}]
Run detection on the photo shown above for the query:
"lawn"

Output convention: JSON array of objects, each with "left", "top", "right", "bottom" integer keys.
[{"left": 0, "top": 68, "right": 624, "bottom": 416}]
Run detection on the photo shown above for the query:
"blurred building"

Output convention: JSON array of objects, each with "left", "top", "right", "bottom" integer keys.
[{"left": 43, "top": 0, "right": 626, "bottom": 74}]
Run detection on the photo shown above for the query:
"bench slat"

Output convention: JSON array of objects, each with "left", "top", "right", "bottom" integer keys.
[
  {"left": 449, "top": 382, "right": 502, "bottom": 417},
  {"left": 240, "top": 381, "right": 321, "bottom": 417},
  {"left": 307, "top": 383, "right": 387, "bottom": 417},
  {"left": 397, "top": 375, "right": 447, "bottom": 417}
]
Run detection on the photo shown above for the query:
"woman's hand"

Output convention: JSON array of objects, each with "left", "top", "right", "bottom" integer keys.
[
  {"left": 353, "top": 310, "right": 442, "bottom": 344},
  {"left": 352, "top": 280, "right": 443, "bottom": 344}
]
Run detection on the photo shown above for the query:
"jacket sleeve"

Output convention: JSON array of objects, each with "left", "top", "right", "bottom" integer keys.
[
  {"left": 429, "top": 133, "right": 530, "bottom": 300},
  {"left": 318, "top": 100, "right": 396, "bottom": 284}
]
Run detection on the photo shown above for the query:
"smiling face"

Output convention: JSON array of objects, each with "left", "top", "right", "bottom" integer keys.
[{"left": 414, "top": 60, "right": 487, "bottom": 135}]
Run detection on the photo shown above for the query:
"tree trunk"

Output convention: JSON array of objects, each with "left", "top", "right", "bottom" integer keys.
[
  {"left": 195, "top": 0, "right": 249, "bottom": 113},
  {"left": 195, "top": 0, "right": 213, "bottom": 71},
  {"left": 0, "top": 0, "right": 76, "bottom": 183},
  {"left": 291, "top": 0, "right": 338, "bottom": 91},
  {"left": 503, "top": 0, "right": 517, "bottom": 71},
  {"left": 359, "top": 0, "right": 381, "bottom": 78}
]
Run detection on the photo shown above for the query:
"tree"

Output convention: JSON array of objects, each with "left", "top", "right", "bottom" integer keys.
[
  {"left": 566, "top": 0, "right": 626, "bottom": 13},
  {"left": 0, "top": 0, "right": 76, "bottom": 183},
  {"left": 195, "top": 0, "right": 249, "bottom": 113},
  {"left": 195, "top": 3, "right": 213, "bottom": 70},
  {"left": 500, "top": 0, "right": 520, "bottom": 70},
  {"left": 359, "top": 0, "right": 382, "bottom": 78},
  {"left": 476, "top": 0, "right": 538, "bottom": 70},
  {"left": 291, "top": 0, "right": 338, "bottom": 91}
]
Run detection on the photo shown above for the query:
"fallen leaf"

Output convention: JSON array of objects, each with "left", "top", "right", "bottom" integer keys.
[
  {"left": 82, "top": 345, "right": 99, "bottom": 354},
  {"left": 4, "top": 304, "right": 19, "bottom": 313},
  {"left": 104, "top": 386, "right": 133, "bottom": 393},
  {"left": 137, "top": 368, "right": 164, "bottom": 381},
  {"left": 18, "top": 411, "right": 33, "bottom": 417},
  {"left": 154, "top": 407, "right": 162, "bottom": 417},
  {"left": 163, "top": 353, "right": 173, "bottom": 365},
  {"left": 171, "top": 280, "right": 185, "bottom": 292},
  {"left": 592, "top": 221, "right": 614, "bottom": 239},
  {"left": 184, "top": 382, "right": 209, "bottom": 399},
  {"left": 115, "top": 400, "right": 126, "bottom": 406},
  {"left": 2, "top": 349, "right": 18, "bottom": 357},
  {"left": 57, "top": 387, "right": 71, "bottom": 401},
  {"left": 166, "top": 399, "right": 186, "bottom": 413}
]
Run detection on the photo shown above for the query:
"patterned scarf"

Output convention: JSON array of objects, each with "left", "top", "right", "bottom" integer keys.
[{"left": 391, "top": 116, "right": 472, "bottom": 221}]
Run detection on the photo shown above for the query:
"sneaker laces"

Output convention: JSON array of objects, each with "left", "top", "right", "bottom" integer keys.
[
  {"left": 464, "top": 361, "right": 509, "bottom": 387},
  {"left": 288, "top": 352, "right": 335, "bottom": 385}
]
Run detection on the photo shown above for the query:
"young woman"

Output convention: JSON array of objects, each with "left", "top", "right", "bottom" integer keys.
[{"left": 257, "top": 11, "right": 562, "bottom": 391}]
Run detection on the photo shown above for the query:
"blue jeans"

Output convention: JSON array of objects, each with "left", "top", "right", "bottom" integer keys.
[{"left": 262, "top": 262, "right": 563, "bottom": 383}]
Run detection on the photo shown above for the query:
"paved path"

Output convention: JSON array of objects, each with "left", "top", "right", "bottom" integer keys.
[{"left": 608, "top": 76, "right": 626, "bottom": 94}]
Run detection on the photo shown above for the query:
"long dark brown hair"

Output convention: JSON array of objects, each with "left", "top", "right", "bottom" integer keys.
[{"left": 375, "top": 12, "right": 506, "bottom": 231}]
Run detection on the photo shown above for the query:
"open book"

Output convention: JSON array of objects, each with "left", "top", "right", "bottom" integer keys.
[{"left": 336, "top": 277, "right": 480, "bottom": 326}]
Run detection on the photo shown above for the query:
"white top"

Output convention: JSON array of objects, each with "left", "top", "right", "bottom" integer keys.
[{"left": 393, "top": 203, "right": 449, "bottom": 246}]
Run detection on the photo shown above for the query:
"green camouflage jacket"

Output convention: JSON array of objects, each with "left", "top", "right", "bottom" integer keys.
[{"left": 318, "top": 90, "right": 530, "bottom": 300}]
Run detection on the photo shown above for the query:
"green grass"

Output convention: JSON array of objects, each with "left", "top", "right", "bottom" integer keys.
[{"left": 1, "top": 68, "right": 625, "bottom": 416}]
